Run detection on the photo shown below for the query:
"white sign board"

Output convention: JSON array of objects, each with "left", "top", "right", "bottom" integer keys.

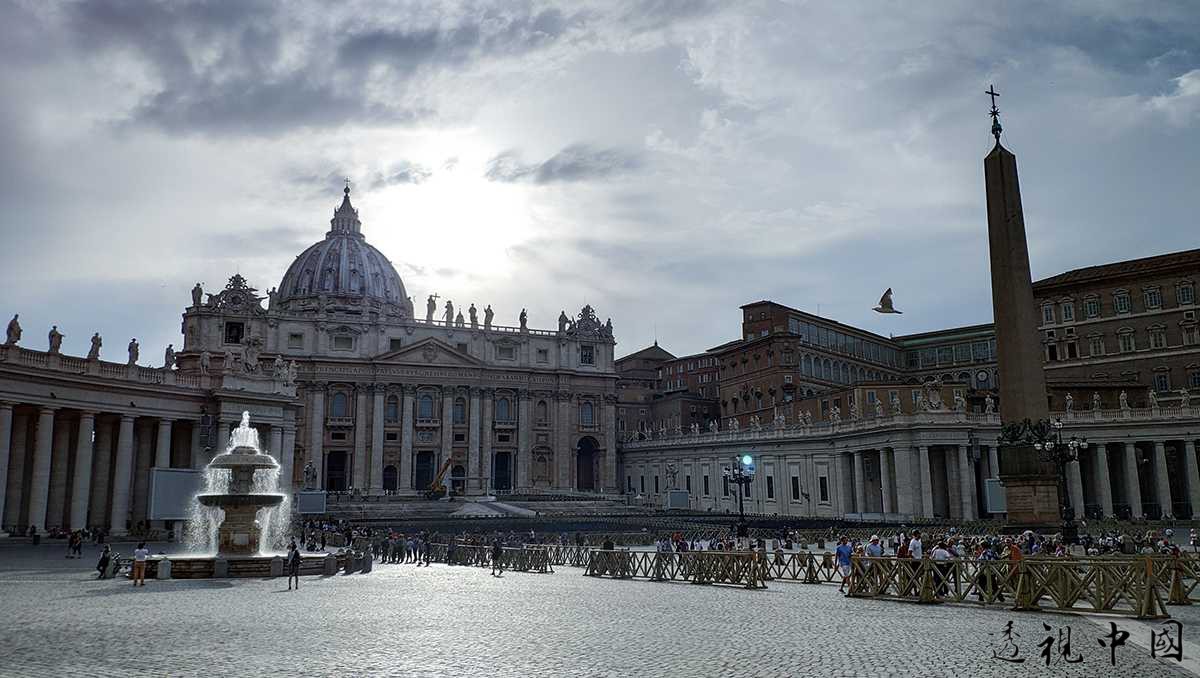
[{"left": 148, "top": 468, "right": 203, "bottom": 520}]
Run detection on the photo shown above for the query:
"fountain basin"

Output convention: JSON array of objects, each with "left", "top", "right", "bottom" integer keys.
[
  {"left": 207, "top": 452, "right": 280, "bottom": 471},
  {"left": 197, "top": 493, "right": 285, "bottom": 509}
]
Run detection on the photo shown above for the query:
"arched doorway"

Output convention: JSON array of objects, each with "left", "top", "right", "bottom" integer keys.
[
  {"left": 576, "top": 437, "right": 599, "bottom": 491},
  {"left": 451, "top": 464, "right": 466, "bottom": 495},
  {"left": 494, "top": 451, "right": 513, "bottom": 491},
  {"left": 383, "top": 465, "right": 398, "bottom": 492},
  {"left": 415, "top": 451, "right": 436, "bottom": 491},
  {"left": 326, "top": 451, "right": 348, "bottom": 491}
]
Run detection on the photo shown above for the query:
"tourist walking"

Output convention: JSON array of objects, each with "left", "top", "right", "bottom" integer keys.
[
  {"left": 287, "top": 540, "right": 301, "bottom": 590},
  {"left": 835, "top": 536, "right": 853, "bottom": 593},
  {"left": 491, "top": 538, "right": 504, "bottom": 577},
  {"left": 96, "top": 545, "right": 112, "bottom": 579},
  {"left": 132, "top": 542, "right": 149, "bottom": 586}
]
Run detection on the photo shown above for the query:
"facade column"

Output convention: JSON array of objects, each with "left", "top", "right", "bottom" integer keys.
[
  {"left": 269, "top": 426, "right": 283, "bottom": 464},
  {"left": 132, "top": 420, "right": 153, "bottom": 525},
  {"left": 370, "top": 386, "right": 385, "bottom": 492},
  {"left": 216, "top": 420, "right": 231, "bottom": 455},
  {"left": 400, "top": 386, "right": 415, "bottom": 491},
  {"left": 27, "top": 407, "right": 57, "bottom": 531},
  {"left": 852, "top": 450, "right": 866, "bottom": 514},
  {"left": 556, "top": 393, "right": 572, "bottom": 490},
  {"left": 1092, "top": 444, "right": 1114, "bottom": 518},
  {"left": 189, "top": 422, "right": 202, "bottom": 469},
  {"left": 1185, "top": 440, "right": 1200, "bottom": 520},
  {"left": 957, "top": 445, "right": 976, "bottom": 520},
  {"left": 467, "top": 388, "right": 481, "bottom": 492},
  {"left": 280, "top": 425, "right": 297, "bottom": 492},
  {"left": 46, "top": 417, "right": 71, "bottom": 529},
  {"left": 108, "top": 415, "right": 135, "bottom": 535},
  {"left": 440, "top": 387, "right": 454, "bottom": 476},
  {"left": 353, "top": 384, "right": 369, "bottom": 491},
  {"left": 603, "top": 395, "right": 617, "bottom": 492},
  {"left": 894, "top": 447, "right": 914, "bottom": 516},
  {"left": 917, "top": 445, "right": 933, "bottom": 518},
  {"left": 482, "top": 390, "right": 496, "bottom": 489},
  {"left": 4, "top": 412, "right": 29, "bottom": 528},
  {"left": 1123, "top": 442, "right": 1143, "bottom": 519},
  {"left": 308, "top": 385, "right": 325, "bottom": 489},
  {"left": 987, "top": 446, "right": 999, "bottom": 478},
  {"left": 0, "top": 403, "right": 11, "bottom": 528},
  {"left": 154, "top": 419, "right": 173, "bottom": 468},
  {"left": 879, "top": 448, "right": 894, "bottom": 514},
  {"left": 1066, "top": 459, "right": 1085, "bottom": 521},
  {"left": 69, "top": 412, "right": 96, "bottom": 530},
  {"left": 89, "top": 417, "right": 113, "bottom": 528},
  {"left": 517, "top": 390, "right": 531, "bottom": 492},
  {"left": 1154, "top": 441, "right": 1173, "bottom": 517}
]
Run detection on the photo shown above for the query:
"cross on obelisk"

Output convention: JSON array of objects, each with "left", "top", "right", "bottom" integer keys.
[{"left": 986, "top": 85, "right": 1002, "bottom": 143}]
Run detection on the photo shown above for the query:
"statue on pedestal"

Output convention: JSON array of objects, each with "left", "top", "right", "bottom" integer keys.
[
  {"left": 273, "top": 355, "right": 286, "bottom": 379},
  {"left": 984, "top": 394, "right": 995, "bottom": 415},
  {"left": 163, "top": 344, "right": 175, "bottom": 370},
  {"left": 426, "top": 294, "right": 437, "bottom": 323},
  {"left": 802, "top": 410, "right": 812, "bottom": 427},
  {"left": 728, "top": 417, "right": 739, "bottom": 432},
  {"left": 953, "top": 393, "right": 966, "bottom": 412},
  {"left": 199, "top": 350, "right": 211, "bottom": 376},
  {"left": 5, "top": 314, "right": 21, "bottom": 346},
  {"left": 1119, "top": 390, "right": 1129, "bottom": 410},
  {"left": 892, "top": 395, "right": 904, "bottom": 416},
  {"left": 87, "top": 332, "right": 102, "bottom": 360},
  {"left": 47, "top": 326, "right": 63, "bottom": 354},
  {"left": 286, "top": 360, "right": 298, "bottom": 386},
  {"left": 604, "top": 318, "right": 613, "bottom": 337},
  {"left": 519, "top": 309, "right": 528, "bottom": 331},
  {"left": 223, "top": 348, "right": 235, "bottom": 374},
  {"left": 483, "top": 305, "right": 494, "bottom": 330},
  {"left": 243, "top": 337, "right": 261, "bottom": 374},
  {"left": 455, "top": 311, "right": 465, "bottom": 328},
  {"left": 830, "top": 405, "right": 841, "bottom": 425},
  {"left": 468, "top": 304, "right": 478, "bottom": 330},
  {"left": 849, "top": 402, "right": 860, "bottom": 421},
  {"left": 666, "top": 462, "right": 678, "bottom": 490},
  {"left": 1065, "top": 393, "right": 1074, "bottom": 413},
  {"left": 303, "top": 461, "right": 317, "bottom": 490},
  {"left": 1148, "top": 389, "right": 1159, "bottom": 409},
  {"left": 1092, "top": 392, "right": 1102, "bottom": 411},
  {"left": 690, "top": 422, "right": 700, "bottom": 435},
  {"left": 444, "top": 300, "right": 454, "bottom": 327},
  {"left": 708, "top": 420, "right": 717, "bottom": 434},
  {"left": 127, "top": 338, "right": 139, "bottom": 366},
  {"left": 1181, "top": 388, "right": 1192, "bottom": 409},
  {"left": 267, "top": 287, "right": 278, "bottom": 309},
  {"left": 875, "top": 400, "right": 884, "bottom": 418},
  {"left": 191, "top": 282, "right": 203, "bottom": 308},
  {"left": 558, "top": 311, "right": 569, "bottom": 332}
]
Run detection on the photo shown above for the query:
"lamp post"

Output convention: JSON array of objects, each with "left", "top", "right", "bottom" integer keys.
[
  {"left": 998, "top": 417, "right": 1087, "bottom": 542},
  {"left": 724, "top": 454, "right": 754, "bottom": 545}
]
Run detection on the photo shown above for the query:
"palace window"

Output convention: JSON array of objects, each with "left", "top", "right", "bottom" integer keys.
[
  {"left": 1061, "top": 302, "right": 1074, "bottom": 322},
  {"left": 722, "top": 475, "right": 730, "bottom": 497},
  {"left": 1042, "top": 304, "right": 1055, "bottom": 324},
  {"left": 1119, "top": 332, "right": 1135, "bottom": 353},
  {"left": 1089, "top": 336, "right": 1105, "bottom": 356},
  {"left": 1084, "top": 297, "right": 1100, "bottom": 318},
  {"left": 453, "top": 398, "right": 466, "bottom": 424},
  {"left": 1184, "top": 326, "right": 1199, "bottom": 346},
  {"left": 818, "top": 476, "right": 830, "bottom": 503},
  {"left": 418, "top": 394, "right": 434, "bottom": 419},
  {"left": 224, "top": 321, "right": 245, "bottom": 345},
  {"left": 791, "top": 476, "right": 801, "bottom": 501},
  {"left": 937, "top": 347, "right": 954, "bottom": 364},
  {"left": 580, "top": 402, "right": 595, "bottom": 427},
  {"left": 972, "top": 342, "right": 989, "bottom": 361},
  {"left": 580, "top": 344, "right": 595, "bottom": 365},
  {"left": 330, "top": 392, "right": 349, "bottom": 418},
  {"left": 1191, "top": 371, "right": 1200, "bottom": 389},
  {"left": 1145, "top": 288, "right": 1163, "bottom": 309},
  {"left": 288, "top": 333, "right": 304, "bottom": 349},
  {"left": 1155, "top": 372, "right": 1170, "bottom": 392},
  {"left": 385, "top": 395, "right": 400, "bottom": 423},
  {"left": 954, "top": 344, "right": 971, "bottom": 362},
  {"left": 1150, "top": 327, "right": 1168, "bottom": 350},
  {"left": 1179, "top": 283, "right": 1195, "bottom": 306},
  {"left": 1114, "top": 292, "right": 1131, "bottom": 314},
  {"left": 496, "top": 397, "right": 512, "bottom": 422}
]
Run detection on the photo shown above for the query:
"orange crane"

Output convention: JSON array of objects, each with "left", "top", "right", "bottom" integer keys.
[{"left": 425, "top": 458, "right": 455, "bottom": 499}]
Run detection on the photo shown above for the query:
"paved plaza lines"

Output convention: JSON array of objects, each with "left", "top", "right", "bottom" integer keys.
[{"left": 0, "top": 545, "right": 1194, "bottom": 677}]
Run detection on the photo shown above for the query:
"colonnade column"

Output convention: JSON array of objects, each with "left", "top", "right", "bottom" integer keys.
[
  {"left": 555, "top": 392, "right": 571, "bottom": 490},
  {"left": 217, "top": 420, "right": 231, "bottom": 455},
  {"left": 917, "top": 445, "right": 933, "bottom": 518},
  {"left": 467, "top": 388, "right": 481, "bottom": 492},
  {"left": 353, "top": 384, "right": 369, "bottom": 490},
  {"left": 89, "top": 417, "right": 113, "bottom": 528},
  {"left": 1153, "top": 441, "right": 1173, "bottom": 517},
  {"left": 879, "top": 448, "right": 894, "bottom": 514},
  {"left": 46, "top": 418, "right": 71, "bottom": 528},
  {"left": 108, "top": 415, "right": 135, "bottom": 535},
  {"left": 894, "top": 447, "right": 914, "bottom": 516},
  {"left": 481, "top": 390, "right": 496, "bottom": 489},
  {"left": 370, "top": 386, "right": 384, "bottom": 492},
  {"left": 4, "top": 412, "right": 29, "bottom": 528},
  {"left": 0, "top": 403, "right": 12, "bottom": 527},
  {"left": 1092, "top": 444, "right": 1114, "bottom": 518},
  {"left": 189, "top": 422, "right": 202, "bottom": 469},
  {"left": 957, "top": 445, "right": 976, "bottom": 520},
  {"left": 603, "top": 395, "right": 617, "bottom": 491},
  {"left": 280, "top": 425, "right": 296, "bottom": 492},
  {"left": 269, "top": 426, "right": 283, "bottom": 465},
  {"left": 987, "top": 446, "right": 999, "bottom": 478},
  {"left": 1066, "top": 459, "right": 1085, "bottom": 520},
  {"left": 68, "top": 412, "right": 96, "bottom": 530},
  {"left": 1185, "top": 441, "right": 1200, "bottom": 520},
  {"left": 26, "top": 407, "right": 57, "bottom": 531},
  {"left": 400, "top": 386, "right": 414, "bottom": 491},
  {"left": 852, "top": 450, "right": 866, "bottom": 515},
  {"left": 517, "top": 390, "right": 531, "bottom": 492},
  {"left": 440, "top": 387, "right": 454, "bottom": 474},
  {"left": 154, "top": 419, "right": 172, "bottom": 468},
  {"left": 1123, "top": 442, "right": 1143, "bottom": 519},
  {"left": 308, "top": 384, "right": 325, "bottom": 489}
]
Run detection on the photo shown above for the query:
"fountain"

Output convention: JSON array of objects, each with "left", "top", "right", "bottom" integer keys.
[{"left": 195, "top": 411, "right": 285, "bottom": 556}]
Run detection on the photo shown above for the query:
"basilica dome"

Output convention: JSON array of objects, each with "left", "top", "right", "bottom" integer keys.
[{"left": 277, "top": 187, "right": 412, "bottom": 315}]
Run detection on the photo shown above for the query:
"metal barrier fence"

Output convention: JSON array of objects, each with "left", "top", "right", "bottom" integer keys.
[
  {"left": 426, "top": 543, "right": 554, "bottom": 573},
  {"left": 847, "top": 555, "right": 1171, "bottom": 619},
  {"left": 584, "top": 550, "right": 766, "bottom": 589}
]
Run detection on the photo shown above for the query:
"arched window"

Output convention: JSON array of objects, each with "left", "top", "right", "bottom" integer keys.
[
  {"left": 418, "top": 394, "right": 434, "bottom": 419},
  {"left": 823, "top": 359, "right": 832, "bottom": 381},
  {"left": 580, "top": 401, "right": 594, "bottom": 427},
  {"left": 385, "top": 395, "right": 400, "bottom": 423},
  {"left": 453, "top": 397, "right": 466, "bottom": 424},
  {"left": 802, "top": 355, "right": 813, "bottom": 376},
  {"left": 496, "top": 397, "right": 511, "bottom": 422},
  {"left": 330, "top": 392, "right": 349, "bottom": 417},
  {"left": 536, "top": 400, "right": 548, "bottom": 423}
]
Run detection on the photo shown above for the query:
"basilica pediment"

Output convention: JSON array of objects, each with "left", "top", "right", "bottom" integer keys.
[{"left": 374, "top": 337, "right": 482, "bottom": 367}]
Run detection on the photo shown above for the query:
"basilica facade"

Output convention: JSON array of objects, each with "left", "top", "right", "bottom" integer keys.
[{"left": 0, "top": 187, "right": 618, "bottom": 535}]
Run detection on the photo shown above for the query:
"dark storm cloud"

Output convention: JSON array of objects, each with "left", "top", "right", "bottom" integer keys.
[
  {"left": 370, "top": 162, "right": 434, "bottom": 188},
  {"left": 485, "top": 145, "right": 643, "bottom": 183}
]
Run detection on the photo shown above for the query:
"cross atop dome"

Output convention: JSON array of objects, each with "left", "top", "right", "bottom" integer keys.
[{"left": 329, "top": 181, "right": 361, "bottom": 237}]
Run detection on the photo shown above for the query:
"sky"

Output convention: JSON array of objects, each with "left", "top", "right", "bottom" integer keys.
[{"left": 1, "top": 1, "right": 1198, "bottom": 364}]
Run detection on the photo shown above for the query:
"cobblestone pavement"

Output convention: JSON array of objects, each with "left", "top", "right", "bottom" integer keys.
[{"left": 0, "top": 543, "right": 1195, "bottom": 678}]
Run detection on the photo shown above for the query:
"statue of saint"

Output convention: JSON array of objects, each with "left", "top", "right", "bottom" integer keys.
[
  {"left": 984, "top": 394, "right": 995, "bottom": 415},
  {"left": 519, "top": 308, "right": 528, "bottom": 331},
  {"left": 1065, "top": 392, "right": 1074, "bottom": 413},
  {"left": 127, "top": 338, "right": 139, "bottom": 365},
  {"left": 244, "top": 338, "right": 261, "bottom": 373},
  {"left": 558, "top": 311, "right": 569, "bottom": 332},
  {"left": 286, "top": 360, "right": 298, "bottom": 386},
  {"left": 199, "top": 350, "right": 211, "bottom": 376},
  {"left": 1148, "top": 389, "right": 1159, "bottom": 409},
  {"left": 47, "top": 325, "right": 63, "bottom": 354},
  {"left": 1092, "top": 392, "right": 1102, "bottom": 411},
  {"left": 1119, "top": 390, "right": 1129, "bottom": 410},
  {"left": 953, "top": 393, "right": 966, "bottom": 412},
  {"left": 163, "top": 344, "right": 175, "bottom": 370},
  {"left": 5, "top": 314, "right": 20, "bottom": 346},
  {"left": 223, "top": 348, "right": 235, "bottom": 374},
  {"left": 455, "top": 311, "right": 465, "bottom": 328},
  {"left": 874, "top": 400, "right": 884, "bottom": 418},
  {"left": 483, "top": 305, "right": 494, "bottom": 330},
  {"left": 87, "top": 332, "right": 102, "bottom": 360},
  {"left": 802, "top": 410, "right": 812, "bottom": 427},
  {"left": 426, "top": 294, "right": 437, "bottom": 322},
  {"left": 849, "top": 403, "right": 860, "bottom": 421},
  {"left": 191, "top": 282, "right": 203, "bottom": 308},
  {"left": 273, "top": 355, "right": 286, "bottom": 379},
  {"left": 444, "top": 300, "right": 454, "bottom": 327},
  {"left": 468, "top": 304, "right": 478, "bottom": 329},
  {"left": 267, "top": 287, "right": 278, "bottom": 309},
  {"left": 604, "top": 318, "right": 613, "bottom": 337},
  {"left": 830, "top": 405, "right": 841, "bottom": 424},
  {"left": 892, "top": 395, "right": 903, "bottom": 416},
  {"left": 1181, "top": 388, "right": 1192, "bottom": 409}
]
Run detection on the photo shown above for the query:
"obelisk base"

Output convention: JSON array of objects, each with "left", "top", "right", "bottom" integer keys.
[{"left": 1001, "top": 477, "right": 1061, "bottom": 526}]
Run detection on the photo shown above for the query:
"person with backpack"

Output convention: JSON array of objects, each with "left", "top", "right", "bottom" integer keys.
[{"left": 286, "top": 540, "right": 302, "bottom": 590}]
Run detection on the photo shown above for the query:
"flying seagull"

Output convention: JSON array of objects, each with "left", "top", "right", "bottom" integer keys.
[{"left": 873, "top": 288, "right": 902, "bottom": 314}]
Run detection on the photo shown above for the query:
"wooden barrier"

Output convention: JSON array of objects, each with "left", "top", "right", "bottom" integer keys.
[
  {"left": 426, "top": 543, "right": 554, "bottom": 573},
  {"left": 848, "top": 555, "right": 1169, "bottom": 619},
  {"left": 584, "top": 550, "right": 766, "bottom": 589}
]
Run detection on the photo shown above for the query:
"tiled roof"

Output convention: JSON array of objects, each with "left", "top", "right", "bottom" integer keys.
[{"left": 1034, "top": 249, "right": 1200, "bottom": 289}]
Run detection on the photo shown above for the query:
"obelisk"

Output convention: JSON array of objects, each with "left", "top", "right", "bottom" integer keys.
[{"left": 983, "top": 86, "right": 1059, "bottom": 525}]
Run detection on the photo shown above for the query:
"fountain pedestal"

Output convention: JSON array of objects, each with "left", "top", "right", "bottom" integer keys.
[{"left": 196, "top": 444, "right": 284, "bottom": 557}]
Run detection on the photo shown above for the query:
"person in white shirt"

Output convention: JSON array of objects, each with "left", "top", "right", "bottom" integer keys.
[
  {"left": 930, "top": 542, "right": 953, "bottom": 596},
  {"left": 908, "top": 531, "right": 923, "bottom": 560},
  {"left": 132, "top": 542, "right": 149, "bottom": 587}
]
